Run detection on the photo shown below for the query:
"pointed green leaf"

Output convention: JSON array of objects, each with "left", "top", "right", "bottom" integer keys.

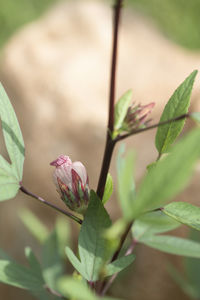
[
  {"left": 155, "top": 70, "right": 197, "bottom": 154},
  {"left": 163, "top": 202, "right": 200, "bottom": 231},
  {"left": 132, "top": 210, "right": 180, "bottom": 240},
  {"left": 114, "top": 90, "right": 132, "bottom": 131},
  {"left": 78, "top": 191, "right": 112, "bottom": 281},
  {"left": 102, "top": 173, "right": 113, "bottom": 205},
  {"left": 117, "top": 150, "right": 135, "bottom": 220},
  {"left": 140, "top": 235, "right": 200, "bottom": 258},
  {"left": 25, "top": 247, "right": 44, "bottom": 281},
  {"left": 106, "top": 254, "right": 135, "bottom": 277},
  {"left": 19, "top": 209, "right": 49, "bottom": 244},
  {"left": 132, "top": 129, "right": 200, "bottom": 218},
  {"left": 65, "top": 247, "right": 86, "bottom": 279},
  {"left": 0, "top": 83, "right": 25, "bottom": 180}
]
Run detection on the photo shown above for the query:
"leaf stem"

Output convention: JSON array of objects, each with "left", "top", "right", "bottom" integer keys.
[
  {"left": 19, "top": 184, "right": 82, "bottom": 225},
  {"left": 116, "top": 113, "right": 189, "bottom": 141},
  {"left": 96, "top": 0, "right": 123, "bottom": 199}
]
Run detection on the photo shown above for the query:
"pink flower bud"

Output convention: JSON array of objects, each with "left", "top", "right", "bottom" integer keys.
[
  {"left": 50, "top": 155, "right": 90, "bottom": 214},
  {"left": 124, "top": 102, "right": 155, "bottom": 132}
]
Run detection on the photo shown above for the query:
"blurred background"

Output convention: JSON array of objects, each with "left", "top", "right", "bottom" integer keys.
[{"left": 0, "top": 0, "right": 200, "bottom": 299}]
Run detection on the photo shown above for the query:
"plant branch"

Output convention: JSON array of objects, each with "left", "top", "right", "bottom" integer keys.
[
  {"left": 96, "top": 0, "right": 123, "bottom": 199},
  {"left": 99, "top": 221, "right": 133, "bottom": 295},
  {"left": 116, "top": 113, "right": 189, "bottom": 141},
  {"left": 111, "top": 221, "right": 133, "bottom": 262},
  {"left": 20, "top": 185, "right": 82, "bottom": 225},
  {"left": 100, "top": 238, "right": 137, "bottom": 296},
  {"left": 108, "top": 0, "right": 123, "bottom": 132}
]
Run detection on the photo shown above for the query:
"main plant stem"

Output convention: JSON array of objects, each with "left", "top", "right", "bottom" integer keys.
[{"left": 96, "top": 0, "right": 123, "bottom": 199}]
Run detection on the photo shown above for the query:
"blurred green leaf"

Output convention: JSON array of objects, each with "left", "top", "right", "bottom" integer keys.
[
  {"left": 55, "top": 217, "right": 71, "bottom": 258},
  {"left": 129, "top": 0, "right": 200, "bottom": 50},
  {"left": 132, "top": 129, "right": 200, "bottom": 218},
  {"left": 58, "top": 276, "right": 96, "bottom": 300},
  {"left": 58, "top": 276, "right": 121, "bottom": 300},
  {"left": 19, "top": 208, "right": 49, "bottom": 244},
  {"left": 25, "top": 247, "right": 43, "bottom": 280},
  {"left": 184, "top": 230, "right": 200, "bottom": 297},
  {"left": 132, "top": 210, "right": 180, "bottom": 240},
  {"left": 0, "top": 259, "right": 44, "bottom": 290},
  {"left": 140, "top": 235, "right": 200, "bottom": 257},
  {"left": 42, "top": 230, "right": 64, "bottom": 291},
  {"left": 190, "top": 112, "right": 200, "bottom": 123},
  {"left": 117, "top": 150, "right": 135, "bottom": 220},
  {"left": 155, "top": 70, "right": 197, "bottom": 154},
  {"left": 114, "top": 90, "right": 132, "bottom": 134},
  {"left": 167, "top": 263, "right": 199, "bottom": 299},
  {"left": 163, "top": 202, "right": 200, "bottom": 231},
  {"left": 0, "top": 83, "right": 25, "bottom": 180},
  {"left": 102, "top": 173, "right": 113, "bottom": 205},
  {"left": 106, "top": 254, "right": 135, "bottom": 277}
]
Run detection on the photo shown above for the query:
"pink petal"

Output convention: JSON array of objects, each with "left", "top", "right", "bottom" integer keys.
[
  {"left": 50, "top": 155, "right": 72, "bottom": 167},
  {"left": 72, "top": 161, "right": 87, "bottom": 185}
]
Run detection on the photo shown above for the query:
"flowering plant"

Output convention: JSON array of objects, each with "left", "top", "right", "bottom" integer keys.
[{"left": 0, "top": 1, "right": 200, "bottom": 300}]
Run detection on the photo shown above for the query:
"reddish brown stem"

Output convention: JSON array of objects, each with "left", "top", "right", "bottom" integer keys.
[
  {"left": 20, "top": 185, "right": 82, "bottom": 224},
  {"left": 96, "top": 0, "right": 123, "bottom": 199}
]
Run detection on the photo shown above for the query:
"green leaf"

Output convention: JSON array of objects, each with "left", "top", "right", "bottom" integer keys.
[
  {"left": 55, "top": 217, "right": 71, "bottom": 258},
  {"left": 132, "top": 129, "right": 200, "bottom": 218},
  {"left": 0, "top": 259, "right": 44, "bottom": 290},
  {"left": 78, "top": 190, "right": 112, "bottom": 281},
  {"left": 155, "top": 70, "right": 197, "bottom": 154},
  {"left": 58, "top": 276, "right": 121, "bottom": 300},
  {"left": 114, "top": 90, "right": 132, "bottom": 131},
  {"left": 0, "top": 176, "right": 19, "bottom": 201},
  {"left": 0, "top": 83, "right": 25, "bottom": 180},
  {"left": 102, "top": 173, "right": 113, "bottom": 205},
  {"left": 132, "top": 210, "right": 180, "bottom": 240},
  {"left": 140, "top": 235, "right": 200, "bottom": 258},
  {"left": 117, "top": 150, "right": 135, "bottom": 220},
  {"left": 190, "top": 112, "right": 200, "bottom": 123},
  {"left": 25, "top": 247, "right": 43, "bottom": 280},
  {"left": 19, "top": 208, "right": 49, "bottom": 244},
  {"left": 58, "top": 276, "right": 97, "bottom": 300},
  {"left": 184, "top": 230, "right": 200, "bottom": 297},
  {"left": 65, "top": 247, "right": 86, "bottom": 279},
  {"left": 163, "top": 202, "right": 200, "bottom": 231},
  {"left": 42, "top": 230, "right": 64, "bottom": 290},
  {"left": 106, "top": 254, "right": 135, "bottom": 277}
]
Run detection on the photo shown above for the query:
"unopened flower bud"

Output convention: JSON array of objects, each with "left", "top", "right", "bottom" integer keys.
[
  {"left": 123, "top": 102, "right": 155, "bottom": 132},
  {"left": 50, "top": 155, "right": 90, "bottom": 215}
]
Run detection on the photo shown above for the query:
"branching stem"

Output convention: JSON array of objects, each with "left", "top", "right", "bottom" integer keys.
[{"left": 20, "top": 184, "right": 82, "bottom": 224}]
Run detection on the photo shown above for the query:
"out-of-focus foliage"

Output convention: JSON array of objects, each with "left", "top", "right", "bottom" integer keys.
[
  {"left": 129, "top": 0, "right": 200, "bottom": 50},
  {"left": 0, "top": 0, "right": 59, "bottom": 48}
]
